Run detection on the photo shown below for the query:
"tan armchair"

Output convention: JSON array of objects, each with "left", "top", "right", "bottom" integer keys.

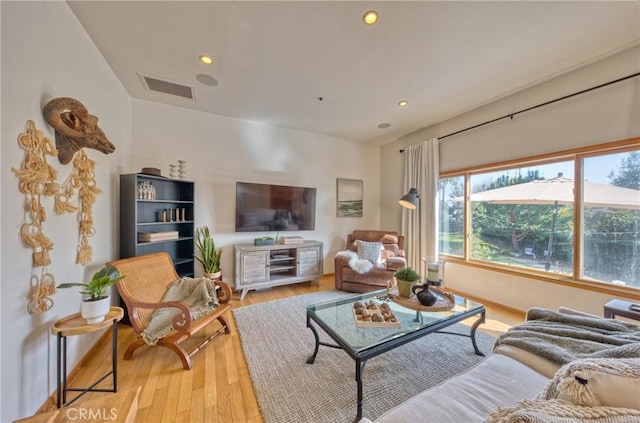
[
  {"left": 108, "top": 252, "right": 232, "bottom": 370},
  {"left": 335, "top": 230, "right": 407, "bottom": 293}
]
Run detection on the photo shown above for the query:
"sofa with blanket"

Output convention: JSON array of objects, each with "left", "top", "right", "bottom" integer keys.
[
  {"left": 360, "top": 307, "right": 640, "bottom": 423},
  {"left": 335, "top": 230, "right": 407, "bottom": 293}
]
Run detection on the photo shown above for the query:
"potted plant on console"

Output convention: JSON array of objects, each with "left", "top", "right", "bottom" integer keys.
[
  {"left": 57, "top": 265, "right": 125, "bottom": 324},
  {"left": 195, "top": 225, "right": 223, "bottom": 280},
  {"left": 394, "top": 267, "right": 421, "bottom": 298}
]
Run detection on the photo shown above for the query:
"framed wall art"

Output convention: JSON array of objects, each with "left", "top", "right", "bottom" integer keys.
[{"left": 336, "top": 178, "right": 363, "bottom": 217}]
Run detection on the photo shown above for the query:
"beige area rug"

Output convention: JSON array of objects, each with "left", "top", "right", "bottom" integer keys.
[{"left": 233, "top": 290, "right": 495, "bottom": 423}]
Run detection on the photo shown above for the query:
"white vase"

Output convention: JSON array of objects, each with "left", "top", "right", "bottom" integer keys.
[
  {"left": 81, "top": 296, "right": 111, "bottom": 324},
  {"left": 204, "top": 271, "right": 222, "bottom": 281}
]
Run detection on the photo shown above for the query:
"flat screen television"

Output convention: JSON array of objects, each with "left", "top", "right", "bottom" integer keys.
[{"left": 235, "top": 182, "right": 316, "bottom": 232}]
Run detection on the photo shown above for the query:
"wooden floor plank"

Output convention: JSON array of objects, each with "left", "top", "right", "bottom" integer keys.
[{"left": 33, "top": 275, "right": 521, "bottom": 422}]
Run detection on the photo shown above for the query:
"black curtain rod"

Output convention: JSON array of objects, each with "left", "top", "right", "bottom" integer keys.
[{"left": 399, "top": 72, "right": 640, "bottom": 153}]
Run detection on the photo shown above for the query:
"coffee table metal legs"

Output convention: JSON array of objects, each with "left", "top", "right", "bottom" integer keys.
[
  {"left": 306, "top": 316, "right": 320, "bottom": 364},
  {"left": 355, "top": 359, "right": 366, "bottom": 423},
  {"left": 470, "top": 311, "right": 486, "bottom": 356},
  {"left": 434, "top": 310, "right": 486, "bottom": 356},
  {"left": 306, "top": 315, "right": 343, "bottom": 364}
]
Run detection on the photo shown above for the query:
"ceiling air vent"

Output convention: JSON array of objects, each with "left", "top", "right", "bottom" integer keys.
[{"left": 138, "top": 73, "right": 196, "bottom": 100}]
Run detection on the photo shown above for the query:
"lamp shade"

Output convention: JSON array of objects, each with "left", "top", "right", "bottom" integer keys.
[{"left": 399, "top": 188, "right": 419, "bottom": 209}]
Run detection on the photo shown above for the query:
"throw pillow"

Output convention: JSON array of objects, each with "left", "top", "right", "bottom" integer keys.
[
  {"left": 357, "top": 240, "right": 383, "bottom": 263},
  {"left": 540, "top": 358, "right": 640, "bottom": 410}
]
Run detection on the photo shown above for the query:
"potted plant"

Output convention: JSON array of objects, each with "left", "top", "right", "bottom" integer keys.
[
  {"left": 194, "top": 226, "right": 223, "bottom": 280},
  {"left": 394, "top": 267, "right": 421, "bottom": 298},
  {"left": 254, "top": 236, "right": 275, "bottom": 246},
  {"left": 57, "top": 265, "right": 125, "bottom": 324}
]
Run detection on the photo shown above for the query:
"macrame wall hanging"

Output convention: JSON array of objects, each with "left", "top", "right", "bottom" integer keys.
[
  {"left": 12, "top": 121, "right": 58, "bottom": 313},
  {"left": 12, "top": 97, "right": 116, "bottom": 314}
]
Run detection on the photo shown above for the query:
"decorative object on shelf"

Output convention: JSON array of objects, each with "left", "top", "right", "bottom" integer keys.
[
  {"left": 156, "top": 210, "right": 167, "bottom": 222},
  {"left": 137, "top": 231, "right": 179, "bottom": 242},
  {"left": 136, "top": 181, "right": 156, "bottom": 199},
  {"left": 57, "top": 265, "right": 125, "bottom": 324},
  {"left": 412, "top": 283, "right": 437, "bottom": 306},
  {"left": 336, "top": 178, "right": 363, "bottom": 217},
  {"left": 394, "top": 267, "right": 421, "bottom": 298},
  {"left": 279, "top": 235, "right": 303, "bottom": 244},
  {"left": 169, "top": 164, "right": 178, "bottom": 178},
  {"left": 194, "top": 226, "right": 223, "bottom": 280},
  {"left": 140, "top": 167, "right": 162, "bottom": 177},
  {"left": 254, "top": 236, "right": 275, "bottom": 246},
  {"left": 178, "top": 160, "right": 187, "bottom": 179},
  {"left": 42, "top": 97, "right": 115, "bottom": 164}
]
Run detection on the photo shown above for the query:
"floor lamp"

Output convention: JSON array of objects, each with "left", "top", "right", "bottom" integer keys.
[{"left": 399, "top": 188, "right": 424, "bottom": 282}]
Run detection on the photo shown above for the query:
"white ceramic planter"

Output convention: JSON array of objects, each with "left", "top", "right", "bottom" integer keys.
[
  {"left": 204, "top": 271, "right": 222, "bottom": 281},
  {"left": 81, "top": 296, "right": 110, "bottom": 324}
]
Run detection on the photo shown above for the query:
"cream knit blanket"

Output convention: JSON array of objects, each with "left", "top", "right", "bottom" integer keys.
[{"left": 141, "top": 277, "right": 219, "bottom": 345}]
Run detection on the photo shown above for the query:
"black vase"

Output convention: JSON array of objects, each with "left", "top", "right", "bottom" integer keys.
[{"left": 411, "top": 283, "right": 438, "bottom": 306}]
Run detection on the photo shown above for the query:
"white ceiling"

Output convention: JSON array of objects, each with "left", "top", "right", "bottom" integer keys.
[{"left": 67, "top": 1, "right": 640, "bottom": 146}]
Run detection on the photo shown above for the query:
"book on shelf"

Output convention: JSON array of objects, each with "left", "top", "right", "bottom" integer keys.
[
  {"left": 279, "top": 236, "right": 304, "bottom": 244},
  {"left": 138, "top": 231, "right": 179, "bottom": 242}
]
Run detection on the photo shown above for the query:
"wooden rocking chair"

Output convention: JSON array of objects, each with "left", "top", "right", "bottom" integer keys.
[{"left": 108, "top": 252, "right": 232, "bottom": 370}]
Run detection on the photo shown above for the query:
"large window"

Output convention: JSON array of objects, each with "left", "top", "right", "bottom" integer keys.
[
  {"left": 439, "top": 176, "right": 464, "bottom": 256},
  {"left": 439, "top": 141, "right": 640, "bottom": 290},
  {"left": 582, "top": 151, "right": 640, "bottom": 286}
]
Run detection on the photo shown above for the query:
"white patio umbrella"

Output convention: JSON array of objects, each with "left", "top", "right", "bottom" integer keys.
[
  {"left": 468, "top": 173, "right": 640, "bottom": 209},
  {"left": 461, "top": 173, "right": 640, "bottom": 270}
]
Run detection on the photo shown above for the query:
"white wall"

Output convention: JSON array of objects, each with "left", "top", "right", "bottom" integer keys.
[
  {"left": 130, "top": 99, "right": 381, "bottom": 276},
  {"left": 381, "top": 46, "right": 640, "bottom": 316},
  {"left": 1, "top": 3, "right": 381, "bottom": 419},
  {"left": 1, "top": 2, "right": 131, "bottom": 421}
]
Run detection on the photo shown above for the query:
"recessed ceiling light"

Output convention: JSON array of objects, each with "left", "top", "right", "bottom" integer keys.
[
  {"left": 196, "top": 74, "right": 218, "bottom": 86},
  {"left": 398, "top": 100, "right": 408, "bottom": 107},
  {"left": 377, "top": 123, "right": 391, "bottom": 129},
  {"left": 362, "top": 11, "right": 378, "bottom": 25},
  {"left": 199, "top": 55, "right": 213, "bottom": 65}
]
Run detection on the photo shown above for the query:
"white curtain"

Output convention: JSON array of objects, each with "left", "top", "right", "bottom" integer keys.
[{"left": 401, "top": 138, "right": 439, "bottom": 277}]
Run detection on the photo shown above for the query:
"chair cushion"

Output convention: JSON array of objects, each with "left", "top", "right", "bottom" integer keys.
[{"left": 381, "top": 233, "right": 398, "bottom": 244}]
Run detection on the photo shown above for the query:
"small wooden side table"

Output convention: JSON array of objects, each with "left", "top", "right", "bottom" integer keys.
[
  {"left": 603, "top": 299, "right": 640, "bottom": 322},
  {"left": 50, "top": 307, "right": 124, "bottom": 408}
]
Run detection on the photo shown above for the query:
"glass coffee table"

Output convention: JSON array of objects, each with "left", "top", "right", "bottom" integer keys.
[{"left": 306, "top": 290, "right": 485, "bottom": 422}]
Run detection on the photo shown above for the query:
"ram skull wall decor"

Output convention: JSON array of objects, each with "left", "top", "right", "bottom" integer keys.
[{"left": 43, "top": 97, "right": 115, "bottom": 164}]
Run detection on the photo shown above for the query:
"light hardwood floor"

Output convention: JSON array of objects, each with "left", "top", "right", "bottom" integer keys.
[{"left": 38, "top": 276, "right": 525, "bottom": 422}]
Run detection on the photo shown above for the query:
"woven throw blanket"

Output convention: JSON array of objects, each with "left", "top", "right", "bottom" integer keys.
[
  {"left": 335, "top": 250, "right": 374, "bottom": 274},
  {"left": 141, "top": 277, "right": 219, "bottom": 345},
  {"left": 486, "top": 398, "right": 640, "bottom": 423},
  {"left": 493, "top": 307, "right": 640, "bottom": 365}
]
